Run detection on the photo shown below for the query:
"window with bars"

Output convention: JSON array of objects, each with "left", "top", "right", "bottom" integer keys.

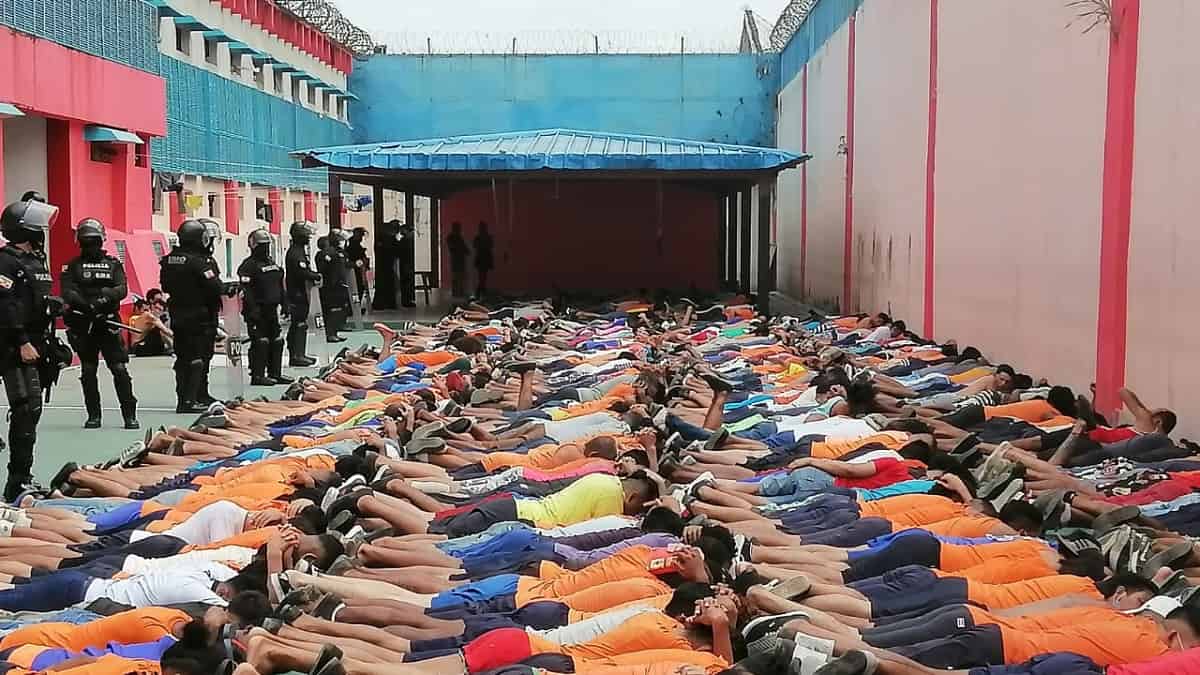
[{"left": 114, "top": 240, "right": 128, "bottom": 264}]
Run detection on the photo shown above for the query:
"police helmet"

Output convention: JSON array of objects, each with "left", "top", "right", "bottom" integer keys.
[
  {"left": 177, "top": 219, "right": 210, "bottom": 249},
  {"left": 330, "top": 228, "right": 351, "bottom": 245},
  {"left": 248, "top": 228, "right": 272, "bottom": 248},
  {"left": 20, "top": 191, "right": 46, "bottom": 204},
  {"left": 75, "top": 218, "right": 107, "bottom": 244},
  {"left": 289, "top": 220, "right": 316, "bottom": 242},
  {"left": 1, "top": 199, "right": 59, "bottom": 236}
]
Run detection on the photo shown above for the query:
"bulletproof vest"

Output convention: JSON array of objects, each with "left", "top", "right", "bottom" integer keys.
[
  {"left": 241, "top": 258, "right": 284, "bottom": 306},
  {"left": 317, "top": 249, "right": 347, "bottom": 287},
  {"left": 160, "top": 248, "right": 218, "bottom": 309},
  {"left": 66, "top": 256, "right": 121, "bottom": 302}
]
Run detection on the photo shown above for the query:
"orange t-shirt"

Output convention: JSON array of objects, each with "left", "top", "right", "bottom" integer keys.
[
  {"left": 952, "top": 554, "right": 1058, "bottom": 584},
  {"left": 984, "top": 399, "right": 1059, "bottom": 422},
  {"left": 962, "top": 574, "right": 1100, "bottom": 609},
  {"left": 938, "top": 539, "right": 1051, "bottom": 572},
  {"left": 0, "top": 608, "right": 190, "bottom": 652},
  {"left": 949, "top": 367, "right": 993, "bottom": 384},
  {"left": 516, "top": 546, "right": 670, "bottom": 605},
  {"left": 910, "top": 515, "right": 1004, "bottom": 539},
  {"left": 810, "top": 432, "right": 908, "bottom": 460},
  {"left": 858, "top": 495, "right": 966, "bottom": 527},
  {"left": 481, "top": 443, "right": 584, "bottom": 472},
  {"left": 997, "top": 615, "right": 1169, "bottom": 665},
  {"left": 191, "top": 455, "right": 333, "bottom": 488},
  {"left": 967, "top": 605, "right": 1120, "bottom": 633},
  {"left": 393, "top": 351, "right": 456, "bottom": 367},
  {"left": 553, "top": 578, "right": 672, "bottom": 614}
]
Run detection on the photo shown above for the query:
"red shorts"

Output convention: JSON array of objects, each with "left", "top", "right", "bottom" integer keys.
[{"left": 462, "top": 628, "right": 534, "bottom": 673}]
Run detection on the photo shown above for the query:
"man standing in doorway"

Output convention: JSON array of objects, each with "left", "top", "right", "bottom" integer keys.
[
  {"left": 473, "top": 220, "right": 494, "bottom": 298},
  {"left": 446, "top": 221, "right": 469, "bottom": 298},
  {"left": 371, "top": 220, "right": 399, "bottom": 311},
  {"left": 398, "top": 222, "right": 416, "bottom": 308},
  {"left": 346, "top": 227, "right": 370, "bottom": 306}
]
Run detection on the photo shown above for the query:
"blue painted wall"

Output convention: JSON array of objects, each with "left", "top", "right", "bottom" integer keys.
[
  {"left": 778, "top": 0, "right": 863, "bottom": 90},
  {"left": 350, "top": 54, "right": 781, "bottom": 147}
]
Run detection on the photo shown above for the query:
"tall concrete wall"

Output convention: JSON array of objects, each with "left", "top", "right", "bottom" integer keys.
[
  {"left": 774, "top": 0, "right": 1197, "bottom": 434},
  {"left": 350, "top": 54, "right": 781, "bottom": 146}
]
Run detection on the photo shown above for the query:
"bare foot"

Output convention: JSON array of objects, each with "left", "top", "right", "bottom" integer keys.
[{"left": 373, "top": 322, "right": 397, "bottom": 345}]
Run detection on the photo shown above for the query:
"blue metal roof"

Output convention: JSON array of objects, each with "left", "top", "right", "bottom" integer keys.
[
  {"left": 201, "top": 30, "right": 236, "bottom": 43},
  {"left": 84, "top": 125, "right": 143, "bottom": 145},
  {"left": 296, "top": 129, "right": 808, "bottom": 173}
]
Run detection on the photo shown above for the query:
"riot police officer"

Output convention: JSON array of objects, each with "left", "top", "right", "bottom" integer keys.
[
  {"left": 61, "top": 218, "right": 138, "bottom": 429},
  {"left": 238, "top": 228, "right": 293, "bottom": 387},
  {"left": 0, "top": 198, "right": 61, "bottom": 499},
  {"left": 284, "top": 221, "right": 320, "bottom": 367},
  {"left": 160, "top": 218, "right": 223, "bottom": 413},
  {"left": 317, "top": 229, "right": 351, "bottom": 343}
]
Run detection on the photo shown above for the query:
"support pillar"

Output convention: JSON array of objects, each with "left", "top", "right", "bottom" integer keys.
[
  {"left": 0, "top": 121, "right": 5, "bottom": 200},
  {"left": 224, "top": 180, "right": 240, "bottom": 234},
  {"left": 715, "top": 197, "right": 726, "bottom": 291},
  {"left": 328, "top": 174, "right": 342, "bottom": 230},
  {"left": 725, "top": 195, "right": 737, "bottom": 288},
  {"left": 757, "top": 180, "right": 774, "bottom": 315},
  {"left": 372, "top": 186, "right": 385, "bottom": 232},
  {"left": 404, "top": 191, "right": 414, "bottom": 228},
  {"left": 429, "top": 197, "right": 441, "bottom": 287},
  {"left": 267, "top": 188, "right": 282, "bottom": 235},
  {"left": 738, "top": 187, "right": 752, "bottom": 294},
  {"left": 303, "top": 191, "right": 316, "bottom": 222}
]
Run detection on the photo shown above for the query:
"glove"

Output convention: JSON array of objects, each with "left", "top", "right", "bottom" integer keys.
[{"left": 45, "top": 296, "right": 65, "bottom": 318}]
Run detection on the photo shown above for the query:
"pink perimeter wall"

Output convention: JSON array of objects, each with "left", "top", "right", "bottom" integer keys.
[
  {"left": 438, "top": 181, "right": 720, "bottom": 296},
  {"left": 774, "top": 0, "right": 1200, "bottom": 434}
]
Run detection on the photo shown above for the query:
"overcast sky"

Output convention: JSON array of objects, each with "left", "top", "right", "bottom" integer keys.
[{"left": 331, "top": 0, "right": 793, "bottom": 53}]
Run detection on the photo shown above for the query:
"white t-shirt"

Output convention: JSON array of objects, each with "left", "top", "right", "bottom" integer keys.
[
  {"left": 864, "top": 326, "right": 892, "bottom": 343},
  {"left": 542, "top": 413, "right": 630, "bottom": 443},
  {"left": 532, "top": 604, "right": 659, "bottom": 645},
  {"left": 121, "top": 546, "right": 256, "bottom": 576},
  {"left": 130, "top": 500, "right": 249, "bottom": 546},
  {"left": 84, "top": 565, "right": 229, "bottom": 607},
  {"left": 774, "top": 416, "right": 875, "bottom": 440},
  {"left": 537, "top": 515, "right": 638, "bottom": 538}
]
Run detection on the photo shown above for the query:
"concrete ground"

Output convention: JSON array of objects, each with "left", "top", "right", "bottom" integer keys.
[{"left": 0, "top": 297, "right": 453, "bottom": 488}]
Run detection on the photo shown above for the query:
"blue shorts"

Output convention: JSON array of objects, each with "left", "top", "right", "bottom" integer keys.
[
  {"left": 968, "top": 653, "right": 1102, "bottom": 675},
  {"left": 850, "top": 565, "right": 968, "bottom": 619},
  {"left": 429, "top": 574, "right": 520, "bottom": 610}
]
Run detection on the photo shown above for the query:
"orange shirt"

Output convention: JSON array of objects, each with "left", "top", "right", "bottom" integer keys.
[
  {"left": 910, "top": 515, "right": 1005, "bottom": 539},
  {"left": 984, "top": 399, "right": 1059, "bottom": 422},
  {"left": 949, "top": 367, "right": 993, "bottom": 384},
  {"left": 997, "top": 615, "right": 1169, "bottom": 665},
  {"left": 191, "top": 455, "right": 333, "bottom": 488},
  {"left": 393, "top": 351, "right": 456, "bottom": 367},
  {"left": 962, "top": 574, "right": 1100, "bottom": 609},
  {"left": 481, "top": 443, "right": 585, "bottom": 472},
  {"left": 938, "top": 539, "right": 1051, "bottom": 572},
  {"left": 553, "top": 578, "right": 672, "bottom": 614},
  {"left": 516, "top": 546, "right": 670, "bottom": 606},
  {"left": 810, "top": 432, "right": 908, "bottom": 459},
  {"left": 858, "top": 494, "right": 967, "bottom": 527},
  {"left": 967, "top": 605, "right": 1122, "bottom": 633},
  {"left": 0, "top": 608, "right": 189, "bottom": 652},
  {"left": 952, "top": 554, "right": 1058, "bottom": 584}
]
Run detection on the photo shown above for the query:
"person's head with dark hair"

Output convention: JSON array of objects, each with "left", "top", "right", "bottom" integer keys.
[
  {"left": 451, "top": 335, "right": 485, "bottom": 355},
  {"left": 1153, "top": 409, "right": 1179, "bottom": 435},
  {"left": 956, "top": 346, "right": 982, "bottom": 363},
  {"left": 664, "top": 582, "right": 716, "bottom": 618},
  {"left": 308, "top": 533, "right": 345, "bottom": 570},
  {"left": 700, "top": 525, "right": 737, "bottom": 561},
  {"left": 335, "top": 454, "right": 371, "bottom": 480},
  {"left": 897, "top": 440, "right": 933, "bottom": 464},
  {"left": 447, "top": 328, "right": 468, "bottom": 343},
  {"left": 621, "top": 410, "right": 652, "bottom": 432},
  {"left": 146, "top": 287, "right": 165, "bottom": 302},
  {"left": 941, "top": 342, "right": 959, "bottom": 357},
  {"left": 870, "top": 312, "right": 891, "bottom": 328},
  {"left": 289, "top": 506, "right": 328, "bottom": 535},
  {"left": 731, "top": 568, "right": 772, "bottom": 596},
  {"left": 844, "top": 380, "right": 878, "bottom": 416},
  {"left": 1058, "top": 548, "right": 1106, "bottom": 581},
  {"left": 617, "top": 449, "right": 650, "bottom": 475},
  {"left": 133, "top": 298, "right": 149, "bottom": 312},
  {"left": 162, "top": 637, "right": 229, "bottom": 675},
  {"left": 969, "top": 499, "right": 999, "bottom": 518},
  {"left": 994, "top": 364, "right": 1016, "bottom": 391},
  {"left": 620, "top": 471, "right": 659, "bottom": 515},
  {"left": 227, "top": 590, "right": 272, "bottom": 627},
  {"left": 884, "top": 418, "right": 934, "bottom": 435},
  {"left": 1096, "top": 573, "right": 1159, "bottom": 610},
  {"left": 1047, "top": 386, "right": 1078, "bottom": 417},
  {"left": 634, "top": 373, "right": 667, "bottom": 405},
  {"left": 890, "top": 320, "right": 907, "bottom": 337},
  {"left": 693, "top": 536, "right": 734, "bottom": 584},
  {"left": 583, "top": 436, "right": 619, "bottom": 460},
  {"left": 1164, "top": 605, "right": 1200, "bottom": 649},
  {"left": 609, "top": 400, "right": 632, "bottom": 414},
  {"left": 997, "top": 500, "right": 1043, "bottom": 535},
  {"left": 414, "top": 389, "right": 438, "bottom": 410},
  {"left": 1011, "top": 373, "right": 1034, "bottom": 391},
  {"left": 641, "top": 506, "right": 685, "bottom": 536}
]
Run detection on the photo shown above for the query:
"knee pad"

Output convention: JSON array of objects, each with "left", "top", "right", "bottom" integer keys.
[{"left": 79, "top": 360, "right": 99, "bottom": 376}]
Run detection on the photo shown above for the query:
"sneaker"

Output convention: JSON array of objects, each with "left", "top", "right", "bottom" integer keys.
[{"left": 814, "top": 650, "right": 879, "bottom": 675}]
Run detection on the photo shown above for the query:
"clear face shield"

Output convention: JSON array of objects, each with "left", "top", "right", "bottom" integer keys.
[
  {"left": 4, "top": 201, "right": 59, "bottom": 249},
  {"left": 200, "top": 219, "right": 222, "bottom": 253}
]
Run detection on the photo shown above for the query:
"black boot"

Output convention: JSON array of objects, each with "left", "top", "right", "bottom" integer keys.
[
  {"left": 249, "top": 339, "right": 273, "bottom": 386},
  {"left": 195, "top": 362, "right": 217, "bottom": 406},
  {"left": 110, "top": 362, "right": 139, "bottom": 429},
  {"left": 268, "top": 338, "right": 294, "bottom": 384},
  {"left": 289, "top": 324, "right": 316, "bottom": 367},
  {"left": 176, "top": 359, "right": 207, "bottom": 413},
  {"left": 81, "top": 364, "right": 102, "bottom": 429}
]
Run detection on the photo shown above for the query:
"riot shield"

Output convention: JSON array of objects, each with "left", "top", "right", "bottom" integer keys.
[{"left": 221, "top": 290, "right": 246, "bottom": 400}]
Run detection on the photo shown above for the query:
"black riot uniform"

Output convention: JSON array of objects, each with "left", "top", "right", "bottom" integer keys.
[
  {"left": 346, "top": 227, "right": 370, "bottom": 305},
  {"left": 238, "top": 228, "right": 293, "bottom": 387},
  {"left": 160, "top": 218, "right": 223, "bottom": 413},
  {"left": 0, "top": 198, "right": 62, "bottom": 499},
  {"left": 284, "top": 221, "right": 320, "bottom": 367},
  {"left": 61, "top": 218, "right": 138, "bottom": 430},
  {"left": 316, "top": 230, "right": 352, "bottom": 343}
]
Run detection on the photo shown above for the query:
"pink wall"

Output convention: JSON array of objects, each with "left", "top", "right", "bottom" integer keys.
[
  {"left": 439, "top": 181, "right": 719, "bottom": 295},
  {"left": 1124, "top": 0, "right": 1200, "bottom": 432},
  {"left": 773, "top": 1, "right": 1200, "bottom": 428}
]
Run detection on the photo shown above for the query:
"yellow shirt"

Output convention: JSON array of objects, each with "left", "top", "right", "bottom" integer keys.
[{"left": 514, "top": 473, "right": 624, "bottom": 528}]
